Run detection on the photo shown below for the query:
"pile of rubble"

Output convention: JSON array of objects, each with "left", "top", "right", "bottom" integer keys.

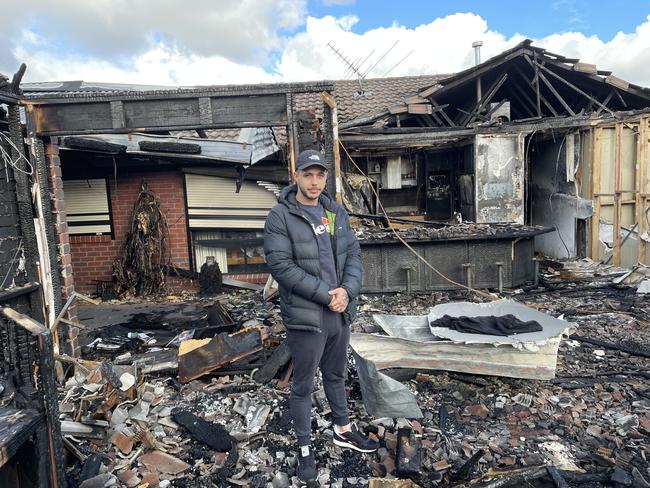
[
  {"left": 354, "top": 222, "right": 550, "bottom": 242},
  {"left": 59, "top": 263, "right": 649, "bottom": 487}
]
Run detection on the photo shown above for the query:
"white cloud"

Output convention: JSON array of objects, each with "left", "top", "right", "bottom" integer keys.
[
  {"left": 13, "top": 43, "right": 281, "bottom": 86},
  {"left": 535, "top": 15, "right": 650, "bottom": 87},
  {"left": 274, "top": 13, "right": 523, "bottom": 81},
  {"left": 1, "top": 0, "right": 307, "bottom": 77},
  {"left": 3, "top": 5, "right": 650, "bottom": 89}
]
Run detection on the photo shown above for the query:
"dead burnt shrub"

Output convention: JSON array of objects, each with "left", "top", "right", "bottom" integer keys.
[{"left": 113, "top": 182, "right": 170, "bottom": 297}]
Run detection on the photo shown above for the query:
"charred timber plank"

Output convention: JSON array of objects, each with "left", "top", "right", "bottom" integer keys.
[
  {"left": 595, "top": 90, "right": 616, "bottom": 116},
  {"left": 557, "top": 470, "right": 609, "bottom": 484},
  {"left": 0, "top": 407, "right": 43, "bottom": 467},
  {"left": 138, "top": 140, "right": 201, "bottom": 154},
  {"left": 512, "top": 65, "right": 559, "bottom": 117},
  {"left": 570, "top": 334, "right": 650, "bottom": 359},
  {"left": 430, "top": 98, "right": 456, "bottom": 126},
  {"left": 524, "top": 55, "right": 575, "bottom": 116},
  {"left": 507, "top": 80, "right": 538, "bottom": 118},
  {"left": 546, "top": 466, "right": 569, "bottom": 488},
  {"left": 252, "top": 342, "right": 291, "bottom": 383},
  {"left": 177, "top": 328, "right": 263, "bottom": 383},
  {"left": 29, "top": 93, "right": 289, "bottom": 135},
  {"left": 450, "top": 449, "right": 484, "bottom": 482},
  {"left": 8, "top": 107, "right": 45, "bottom": 323},
  {"left": 0, "top": 307, "right": 65, "bottom": 486},
  {"left": 0, "top": 282, "right": 40, "bottom": 303},
  {"left": 421, "top": 47, "right": 528, "bottom": 97},
  {"left": 171, "top": 410, "right": 235, "bottom": 452},
  {"left": 472, "top": 466, "right": 548, "bottom": 487},
  {"left": 533, "top": 51, "right": 542, "bottom": 116},
  {"left": 63, "top": 136, "right": 127, "bottom": 154},
  {"left": 9, "top": 64, "right": 26, "bottom": 94},
  {"left": 464, "top": 72, "right": 508, "bottom": 125},
  {"left": 532, "top": 57, "right": 615, "bottom": 115}
]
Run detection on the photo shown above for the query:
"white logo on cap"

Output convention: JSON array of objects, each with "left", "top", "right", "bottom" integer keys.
[{"left": 308, "top": 154, "right": 321, "bottom": 160}]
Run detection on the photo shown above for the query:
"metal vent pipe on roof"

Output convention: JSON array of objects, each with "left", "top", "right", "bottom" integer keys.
[
  {"left": 472, "top": 41, "right": 483, "bottom": 104},
  {"left": 472, "top": 41, "right": 483, "bottom": 66}
]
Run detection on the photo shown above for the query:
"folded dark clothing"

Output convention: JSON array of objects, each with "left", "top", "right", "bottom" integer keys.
[{"left": 430, "top": 314, "right": 543, "bottom": 336}]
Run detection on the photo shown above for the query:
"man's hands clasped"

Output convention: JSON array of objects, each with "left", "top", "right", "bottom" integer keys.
[{"left": 328, "top": 288, "right": 349, "bottom": 313}]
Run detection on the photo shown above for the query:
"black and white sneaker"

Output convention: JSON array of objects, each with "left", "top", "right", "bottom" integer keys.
[
  {"left": 333, "top": 423, "right": 379, "bottom": 453},
  {"left": 297, "top": 445, "right": 317, "bottom": 484}
]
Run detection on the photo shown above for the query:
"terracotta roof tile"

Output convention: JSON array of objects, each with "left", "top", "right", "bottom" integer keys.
[{"left": 332, "top": 74, "right": 447, "bottom": 123}]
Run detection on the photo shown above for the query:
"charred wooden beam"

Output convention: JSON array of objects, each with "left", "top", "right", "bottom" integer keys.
[
  {"left": 533, "top": 52, "right": 542, "bottom": 116},
  {"left": 430, "top": 98, "right": 456, "bottom": 127},
  {"left": 138, "top": 140, "right": 202, "bottom": 154},
  {"left": 0, "top": 282, "right": 39, "bottom": 303},
  {"left": 524, "top": 55, "right": 575, "bottom": 115},
  {"left": 507, "top": 79, "right": 538, "bottom": 118},
  {"left": 252, "top": 342, "right": 291, "bottom": 383},
  {"left": 421, "top": 47, "right": 528, "bottom": 97},
  {"left": 9, "top": 64, "right": 27, "bottom": 95},
  {"left": 614, "top": 88, "right": 628, "bottom": 108},
  {"left": 463, "top": 72, "right": 508, "bottom": 125},
  {"left": 7, "top": 107, "right": 45, "bottom": 323},
  {"left": 533, "top": 58, "right": 616, "bottom": 115},
  {"left": 177, "top": 327, "right": 263, "bottom": 382},
  {"left": 512, "top": 65, "right": 559, "bottom": 116},
  {"left": 63, "top": 136, "right": 127, "bottom": 154},
  {"left": 26, "top": 87, "right": 309, "bottom": 136},
  {"left": 595, "top": 90, "right": 616, "bottom": 116},
  {"left": 1, "top": 307, "right": 66, "bottom": 486},
  {"left": 427, "top": 110, "right": 445, "bottom": 127}
]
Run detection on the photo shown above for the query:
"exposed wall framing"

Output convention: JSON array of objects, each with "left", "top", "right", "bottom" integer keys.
[{"left": 584, "top": 116, "right": 650, "bottom": 266}]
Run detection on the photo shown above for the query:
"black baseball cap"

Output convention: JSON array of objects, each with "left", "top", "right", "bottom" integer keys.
[{"left": 296, "top": 149, "right": 328, "bottom": 171}]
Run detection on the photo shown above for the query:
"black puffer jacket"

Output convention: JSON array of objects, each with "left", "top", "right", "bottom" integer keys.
[{"left": 263, "top": 185, "right": 362, "bottom": 332}]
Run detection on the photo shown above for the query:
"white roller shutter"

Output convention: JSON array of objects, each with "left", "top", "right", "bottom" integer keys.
[
  {"left": 193, "top": 231, "right": 228, "bottom": 272},
  {"left": 63, "top": 178, "right": 112, "bottom": 235},
  {"left": 185, "top": 174, "right": 277, "bottom": 229}
]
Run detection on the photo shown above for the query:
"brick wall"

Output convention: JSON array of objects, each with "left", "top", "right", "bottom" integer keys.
[
  {"left": 44, "top": 138, "right": 81, "bottom": 356},
  {"left": 45, "top": 138, "right": 75, "bottom": 298},
  {"left": 69, "top": 169, "right": 193, "bottom": 294}
]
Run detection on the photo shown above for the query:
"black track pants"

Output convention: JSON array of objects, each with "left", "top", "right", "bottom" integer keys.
[{"left": 286, "top": 310, "right": 350, "bottom": 446}]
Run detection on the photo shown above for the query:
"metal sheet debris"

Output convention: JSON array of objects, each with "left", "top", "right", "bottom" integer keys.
[
  {"left": 352, "top": 350, "right": 423, "bottom": 419},
  {"left": 351, "top": 300, "right": 576, "bottom": 380}
]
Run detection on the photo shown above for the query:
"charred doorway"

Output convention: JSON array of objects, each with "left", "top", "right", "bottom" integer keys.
[{"left": 423, "top": 145, "right": 474, "bottom": 221}]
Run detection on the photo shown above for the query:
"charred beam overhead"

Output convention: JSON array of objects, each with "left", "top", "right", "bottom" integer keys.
[
  {"left": 24, "top": 82, "right": 334, "bottom": 136},
  {"left": 462, "top": 71, "right": 509, "bottom": 125},
  {"left": 512, "top": 64, "right": 559, "bottom": 117},
  {"left": 523, "top": 55, "right": 576, "bottom": 116},
  {"left": 397, "top": 41, "right": 650, "bottom": 132},
  {"left": 340, "top": 108, "right": 650, "bottom": 150}
]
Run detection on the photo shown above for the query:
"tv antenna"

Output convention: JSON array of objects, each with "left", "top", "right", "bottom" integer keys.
[{"left": 327, "top": 40, "right": 410, "bottom": 93}]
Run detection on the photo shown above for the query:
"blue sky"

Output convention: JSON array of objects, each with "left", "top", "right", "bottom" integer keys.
[{"left": 309, "top": 0, "right": 650, "bottom": 40}]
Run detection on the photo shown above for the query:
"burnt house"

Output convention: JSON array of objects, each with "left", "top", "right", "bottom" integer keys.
[
  {"left": 18, "top": 76, "right": 447, "bottom": 295},
  {"left": 339, "top": 40, "right": 650, "bottom": 268},
  {"left": 16, "top": 40, "right": 650, "bottom": 299},
  {"left": 19, "top": 81, "right": 341, "bottom": 294}
]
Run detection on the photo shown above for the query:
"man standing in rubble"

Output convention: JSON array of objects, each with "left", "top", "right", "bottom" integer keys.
[{"left": 264, "top": 149, "right": 378, "bottom": 484}]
